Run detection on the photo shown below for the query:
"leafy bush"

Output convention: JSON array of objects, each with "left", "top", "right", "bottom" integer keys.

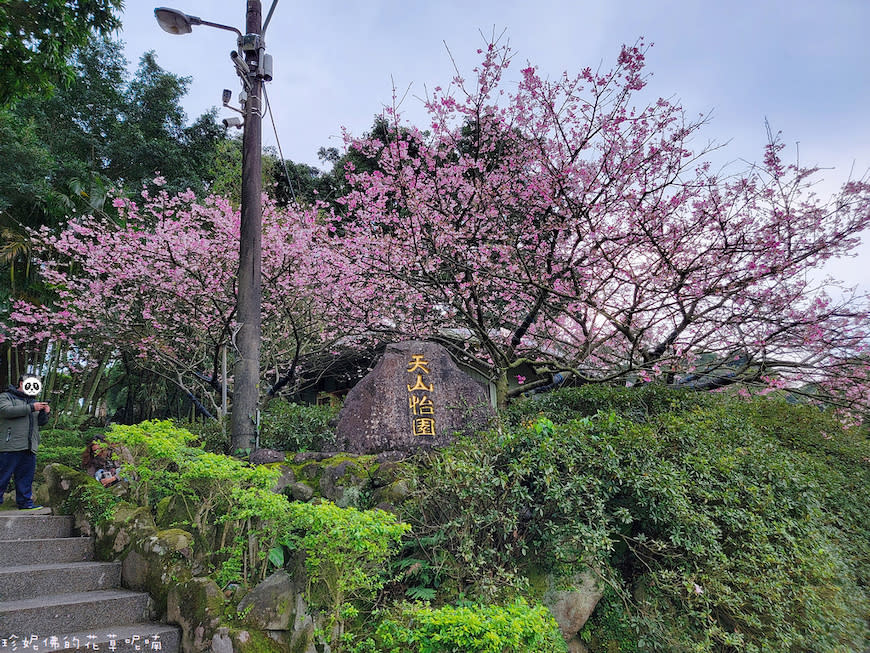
[
  {"left": 102, "top": 418, "right": 411, "bottom": 616},
  {"left": 105, "top": 420, "right": 286, "bottom": 585},
  {"left": 406, "top": 388, "right": 869, "bottom": 651},
  {"left": 578, "top": 586, "right": 637, "bottom": 652},
  {"left": 178, "top": 416, "right": 231, "bottom": 454},
  {"left": 61, "top": 479, "right": 121, "bottom": 526},
  {"left": 258, "top": 400, "right": 340, "bottom": 452},
  {"left": 37, "top": 428, "right": 90, "bottom": 474},
  {"left": 274, "top": 500, "right": 410, "bottom": 645},
  {"left": 37, "top": 445, "right": 85, "bottom": 473},
  {"left": 40, "top": 428, "right": 91, "bottom": 448},
  {"left": 178, "top": 401, "right": 339, "bottom": 455},
  {"left": 502, "top": 383, "right": 711, "bottom": 428},
  {"left": 738, "top": 398, "right": 870, "bottom": 591},
  {"left": 351, "top": 599, "right": 567, "bottom": 653}
]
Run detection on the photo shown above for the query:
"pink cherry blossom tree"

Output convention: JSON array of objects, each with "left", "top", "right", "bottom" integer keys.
[
  {"left": 1, "top": 179, "right": 336, "bottom": 426},
  {"left": 324, "top": 38, "right": 870, "bottom": 413}
]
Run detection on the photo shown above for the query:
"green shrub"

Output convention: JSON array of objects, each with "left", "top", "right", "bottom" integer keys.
[
  {"left": 104, "top": 419, "right": 286, "bottom": 585},
  {"left": 275, "top": 500, "right": 410, "bottom": 645},
  {"left": 179, "top": 401, "right": 339, "bottom": 454},
  {"left": 37, "top": 428, "right": 91, "bottom": 475},
  {"left": 502, "top": 383, "right": 711, "bottom": 428},
  {"left": 351, "top": 598, "right": 567, "bottom": 653},
  {"left": 61, "top": 479, "right": 121, "bottom": 526},
  {"left": 258, "top": 400, "right": 339, "bottom": 451},
  {"left": 407, "top": 390, "right": 869, "bottom": 651},
  {"left": 36, "top": 445, "right": 85, "bottom": 474},
  {"left": 178, "top": 416, "right": 232, "bottom": 454},
  {"left": 40, "top": 428, "right": 90, "bottom": 448},
  {"left": 578, "top": 586, "right": 637, "bottom": 652}
]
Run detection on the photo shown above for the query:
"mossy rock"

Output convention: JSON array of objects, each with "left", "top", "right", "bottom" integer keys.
[
  {"left": 167, "top": 577, "right": 225, "bottom": 652},
  {"left": 122, "top": 528, "right": 195, "bottom": 616},
  {"left": 40, "top": 463, "right": 95, "bottom": 512},
  {"left": 284, "top": 453, "right": 381, "bottom": 508},
  {"left": 94, "top": 504, "right": 157, "bottom": 560},
  {"left": 372, "top": 478, "right": 414, "bottom": 507},
  {"left": 155, "top": 495, "right": 195, "bottom": 530},
  {"left": 232, "top": 628, "right": 287, "bottom": 653}
]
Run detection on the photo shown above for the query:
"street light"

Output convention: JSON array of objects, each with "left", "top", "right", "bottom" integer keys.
[
  {"left": 154, "top": 2, "right": 268, "bottom": 454},
  {"left": 154, "top": 7, "right": 242, "bottom": 37}
]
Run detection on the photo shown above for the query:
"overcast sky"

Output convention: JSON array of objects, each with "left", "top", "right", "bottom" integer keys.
[{"left": 121, "top": 0, "right": 869, "bottom": 289}]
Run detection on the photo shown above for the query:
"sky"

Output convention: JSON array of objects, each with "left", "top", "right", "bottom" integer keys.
[{"left": 120, "top": 0, "right": 869, "bottom": 289}]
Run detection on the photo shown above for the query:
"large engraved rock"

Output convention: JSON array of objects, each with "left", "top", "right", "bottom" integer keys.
[{"left": 332, "top": 341, "right": 493, "bottom": 454}]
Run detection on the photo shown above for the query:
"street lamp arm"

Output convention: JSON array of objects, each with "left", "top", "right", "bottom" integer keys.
[
  {"left": 198, "top": 18, "right": 243, "bottom": 39},
  {"left": 154, "top": 7, "right": 243, "bottom": 39}
]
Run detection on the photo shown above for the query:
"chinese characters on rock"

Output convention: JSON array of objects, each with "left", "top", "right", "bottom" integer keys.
[{"left": 406, "top": 354, "right": 435, "bottom": 437}]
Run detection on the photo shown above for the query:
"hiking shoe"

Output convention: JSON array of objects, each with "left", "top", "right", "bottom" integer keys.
[{"left": 18, "top": 505, "right": 51, "bottom": 514}]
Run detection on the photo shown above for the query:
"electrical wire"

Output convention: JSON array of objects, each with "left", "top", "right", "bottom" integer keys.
[{"left": 262, "top": 83, "right": 300, "bottom": 207}]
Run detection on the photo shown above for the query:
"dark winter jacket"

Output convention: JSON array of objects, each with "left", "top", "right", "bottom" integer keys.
[{"left": 0, "top": 386, "right": 48, "bottom": 453}]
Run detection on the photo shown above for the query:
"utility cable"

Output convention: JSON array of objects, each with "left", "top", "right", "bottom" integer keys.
[{"left": 262, "top": 83, "right": 300, "bottom": 206}]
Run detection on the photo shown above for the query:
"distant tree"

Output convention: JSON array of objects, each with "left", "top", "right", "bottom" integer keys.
[
  {"left": 324, "top": 39, "right": 870, "bottom": 414},
  {"left": 0, "top": 0, "right": 123, "bottom": 106},
  {"left": 0, "top": 38, "right": 227, "bottom": 388},
  {"left": 271, "top": 159, "right": 332, "bottom": 207},
  {"left": 2, "top": 39, "right": 226, "bottom": 232}
]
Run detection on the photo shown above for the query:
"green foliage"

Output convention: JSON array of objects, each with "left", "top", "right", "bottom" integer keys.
[
  {"left": 738, "top": 398, "right": 870, "bottom": 590},
  {"left": 61, "top": 479, "right": 121, "bottom": 526},
  {"left": 39, "top": 428, "right": 91, "bottom": 447},
  {"left": 279, "top": 500, "right": 410, "bottom": 642},
  {"left": 578, "top": 587, "right": 637, "bottom": 651},
  {"left": 258, "top": 400, "right": 340, "bottom": 452},
  {"left": 105, "top": 419, "right": 288, "bottom": 586},
  {"left": 105, "top": 419, "right": 198, "bottom": 506},
  {"left": 0, "top": 0, "right": 123, "bottom": 106},
  {"left": 407, "top": 387, "right": 869, "bottom": 651},
  {"left": 502, "top": 383, "right": 710, "bottom": 428},
  {"left": 36, "top": 445, "right": 84, "bottom": 473},
  {"left": 36, "top": 428, "right": 90, "bottom": 474},
  {"left": 350, "top": 599, "right": 567, "bottom": 653},
  {"left": 180, "top": 416, "right": 232, "bottom": 454}
]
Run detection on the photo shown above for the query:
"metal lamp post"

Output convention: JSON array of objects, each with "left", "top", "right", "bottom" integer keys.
[{"left": 155, "top": 2, "right": 269, "bottom": 453}]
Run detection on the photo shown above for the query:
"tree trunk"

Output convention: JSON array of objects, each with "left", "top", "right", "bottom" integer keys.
[
  {"left": 83, "top": 353, "right": 110, "bottom": 416},
  {"left": 495, "top": 369, "right": 509, "bottom": 409}
]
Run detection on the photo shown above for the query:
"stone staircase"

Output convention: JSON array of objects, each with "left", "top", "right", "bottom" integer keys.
[{"left": 0, "top": 511, "right": 180, "bottom": 652}]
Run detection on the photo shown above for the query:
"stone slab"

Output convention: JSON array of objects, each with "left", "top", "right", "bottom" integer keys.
[{"left": 333, "top": 341, "right": 494, "bottom": 454}]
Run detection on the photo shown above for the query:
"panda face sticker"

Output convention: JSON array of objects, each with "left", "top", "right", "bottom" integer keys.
[{"left": 21, "top": 376, "right": 42, "bottom": 397}]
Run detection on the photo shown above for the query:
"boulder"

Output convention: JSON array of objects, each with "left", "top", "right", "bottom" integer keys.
[
  {"left": 542, "top": 567, "right": 604, "bottom": 641},
  {"left": 249, "top": 448, "right": 285, "bottom": 465},
  {"left": 286, "top": 482, "right": 314, "bottom": 502},
  {"left": 318, "top": 459, "right": 368, "bottom": 507},
  {"left": 236, "top": 570, "right": 298, "bottom": 631},
  {"left": 121, "top": 528, "right": 195, "bottom": 615},
  {"left": 167, "top": 577, "right": 225, "bottom": 652},
  {"left": 333, "top": 340, "right": 494, "bottom": 454}
]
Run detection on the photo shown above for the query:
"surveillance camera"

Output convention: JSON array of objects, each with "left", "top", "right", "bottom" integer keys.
[
  {"left": 230, "top": 50, "right": 250, "bottom": 75},
  {"left": 222, "top": 116, "right": 243, "bottom": 129},
  {"left": 222, "top": 89, "right": 232, "bottom": 105}
]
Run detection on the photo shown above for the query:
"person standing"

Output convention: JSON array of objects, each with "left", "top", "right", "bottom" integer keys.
[{"left": 0, "top": 375, "right": 51, "bottom": 511}]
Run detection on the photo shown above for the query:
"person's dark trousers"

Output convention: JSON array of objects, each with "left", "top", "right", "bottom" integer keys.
[{"left": 0, "top": 451, "right": 37, "bottom": 508}]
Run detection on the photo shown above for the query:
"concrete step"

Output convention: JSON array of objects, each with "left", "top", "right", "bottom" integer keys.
[
  {"left": 0, "top": 537, "right": 93, "bottom": 563},
  {"left": 0, "top": 590, "right": 151, "bottom": 637},
  {"left": 0, "top": 514, "right": 72, "bottom": 540},
  {"left": 0, "top": 624, "right": 181, "bottom": 653},
  {"left": 0, "top": 561, "right": 121, "bottom": 601}
]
